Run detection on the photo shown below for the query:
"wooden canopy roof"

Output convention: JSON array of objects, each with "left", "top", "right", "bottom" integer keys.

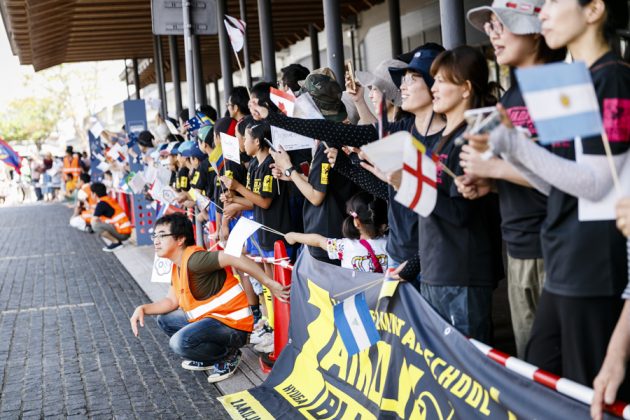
[{"left": 2, "top": 0, "right": 380, "bottom": 87}]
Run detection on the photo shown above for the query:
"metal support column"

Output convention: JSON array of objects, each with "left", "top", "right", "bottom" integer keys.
[
  {"left": 169, "top": 35, "right": 183, "bottom": 118},
  {"left": 239, "top": 0, "right": 252, "bottom": 89},
  {"left": 257, "top": 0, "right": 276, "bottom": 82},
  {"left": 124, "top": 60, "right": 131, "bottom": 100},
  {"left": 153, "top": 35, "right": 168, "bottom": 117},
  {"left": 309, "top": 24, "right": 320, "bottom": 70},
  {"left": 322, "top": 0, "right": 344, "bottom": 84},
  {"left": 440, "top": 0, "right": 466, "bottom": 49},
  {"left": 192, "top": 35, "right": 207, "bottom": 107},
  {"left": 387, "top": 0, "right": 403, "bottom": 57},
  {"left": 133, "top": 58, "right": 141, "bottom": 99},
  {"left": 214, "top": 80, "right": 221, "bottom": 117},
  {"left": 182, "top": 0, "right": 196, "bottom": 115},
  {"left": 217, "top": 0, "right": 234, "bottom": 95}
]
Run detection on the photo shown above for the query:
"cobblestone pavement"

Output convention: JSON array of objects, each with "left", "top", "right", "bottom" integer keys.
[{"left": 0, "top": 204, "right": 229, "bottom": 419}]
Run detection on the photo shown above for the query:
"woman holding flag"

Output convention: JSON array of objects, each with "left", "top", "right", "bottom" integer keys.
[
  {"left": 398, "top": 46, "right": 503, "bottom": 342},
  {"left": 465, "top": 0, "right": 630, "bottom": 402},
  {"left": 459, "top": 0, "right": 566, "bottom": 359}
]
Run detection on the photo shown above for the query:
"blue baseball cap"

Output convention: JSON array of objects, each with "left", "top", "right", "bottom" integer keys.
[
  {"left": 177, "top": 140, "right": 195, "bottom": 155},
  {"left": 182, "top": 142, "right": 206, "bottom": 159},
  {"left": 169, "top": 142, "right": 182, "bottom": 155},
  {"left": 389, "top": 43, "right": 445, "bottom": 88}
]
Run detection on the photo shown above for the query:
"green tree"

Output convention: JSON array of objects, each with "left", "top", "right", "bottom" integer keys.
[{"left": 0, "top": 96, "right": 61, "bottom": 144}]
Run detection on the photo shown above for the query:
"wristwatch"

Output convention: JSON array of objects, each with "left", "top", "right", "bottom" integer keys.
[{"left": 284, "top": 166, "right": 295, "bottom": 177}]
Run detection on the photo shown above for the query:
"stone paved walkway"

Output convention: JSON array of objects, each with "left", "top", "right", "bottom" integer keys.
[{"left": 0, "top": 204, "right": 229, "bottom": 419}]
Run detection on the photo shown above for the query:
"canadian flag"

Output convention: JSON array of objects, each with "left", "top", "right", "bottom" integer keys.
[
  {"left": 394, "top": 137, "right": 438, "bottom": 217},
  {"left": 269, "top": 87, "right": 296, "bottom": 117},
  {"left": 224, "top": 15, "right": 246, "bottom": 53}
]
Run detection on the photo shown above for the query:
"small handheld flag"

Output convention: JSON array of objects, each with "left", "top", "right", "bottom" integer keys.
[
  {"left": 208, "top": 144, "right": 225, "bottom": 174},
  {"left": 224, "top": 15, "right": 246, "bottom": 53},
  {"left": 333, "top": 292, "right": 380, "bottom": 356},
  {"left": 0, "top": 138, "right": 22, "bottom": 174},
  {"left": 516, "top": 62, "right": 602, "bottom": 145},
  {"left": 197, "top": 112, "right": 214, "bottom": 127},
  {"left": 186, "top": 115, "right": 202, "bottom": 132},
  {"left": 395, "top": 137, "right": 438, "bottom": 217}
]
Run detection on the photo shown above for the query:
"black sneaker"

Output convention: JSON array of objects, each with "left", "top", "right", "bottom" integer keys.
[
  {"left": 102, "top": 242, "right": 123, "bottom": 252},
  {"left": 85, "top": 225, "right": 94, "bottom": 234},
  {"left": 181, "top": 360, "right": 213, "bottom": 371},
  {"left": 207, "top": 350, "right": 241, "bottom": 383}
]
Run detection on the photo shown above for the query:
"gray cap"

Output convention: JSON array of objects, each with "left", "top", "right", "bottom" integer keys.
[
  {"left": 356, "top": 59, "right": 407, "bottom": 107},
  {"left": 467, "top": 0, "right": 543, "bottom": 35}
]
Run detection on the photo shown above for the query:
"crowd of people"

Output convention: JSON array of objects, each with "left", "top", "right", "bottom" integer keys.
[{"left": 60, "top": 0, "right": 630, "bottom": 416}]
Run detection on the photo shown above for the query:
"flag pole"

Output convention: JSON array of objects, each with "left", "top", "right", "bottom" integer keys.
[{"left": 232, "top": 50, "right": 250, "bottom": 97}]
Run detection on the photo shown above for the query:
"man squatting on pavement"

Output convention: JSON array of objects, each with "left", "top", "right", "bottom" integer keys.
[{"left": 129, "top": 213, "right": 290, "bottom": 383}]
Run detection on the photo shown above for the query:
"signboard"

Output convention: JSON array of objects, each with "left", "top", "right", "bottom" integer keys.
[{"left": 151, "top": 0, "right": 218, "bottom": 35}]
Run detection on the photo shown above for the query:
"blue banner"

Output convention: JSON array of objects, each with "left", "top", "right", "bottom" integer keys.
[{"left": 220, "top": 250, "right": 602, "bottom": 419}]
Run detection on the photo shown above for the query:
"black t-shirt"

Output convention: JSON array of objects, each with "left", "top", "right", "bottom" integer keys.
[
  {"left": 249, "top": 154, "right": 292, "bottom": 250},
  {"left": 542, "top": 52, "right": 630, "bottom": 297},
  {"left": 93, "top": 200, "right": 115, "bottom": 218},
  {"left": 419, "top": 123, "right": 504, "bottom": 287},
  {"left": 189, "top": 158, "right": 209, "bottom": 192},
  {"left": 497, "top": 83, "right": 548, "bottom": 259},
  {"left": 176, "top": 167, "right": 190, "bottom": 191},
  {"left": 382, "top": 117, "right": 422, "bottom": 262},
  {"left": 213, "top": 161, "right": 246, "bottom": 215},
  {"left": 303, "top": 143, "right": 358, "bottom": 262},
  {"left": 169, "top": 170, "right": 177, "bottom": 189}
]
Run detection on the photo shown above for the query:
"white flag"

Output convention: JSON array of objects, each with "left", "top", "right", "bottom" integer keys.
[
  {"left": 220, "top": 132, "right": 241, "bottom": 163},
  {"left": 394, "top": 137, "right": 438, "bottom": 217},
  {"left": 225, "top": 217, "right": 262, "bottom": 257},
  {"left": 224, "top": 15, "right": 246, "bottom": 53},
  {"left": 360, "top": 131, "right": 411, "bottom": 173}
]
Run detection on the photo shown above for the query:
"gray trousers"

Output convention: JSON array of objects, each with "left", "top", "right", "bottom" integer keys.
[
  {"left": 92, "top": 220, "right": 130, "bottom": 242},
  {"left": 506, "top": 255, "right": 545, "bottom": 359}
]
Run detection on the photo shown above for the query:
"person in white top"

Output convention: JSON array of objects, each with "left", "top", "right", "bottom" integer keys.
[{"left": 285, "top": 192, "right": 389, "bottom": 272}]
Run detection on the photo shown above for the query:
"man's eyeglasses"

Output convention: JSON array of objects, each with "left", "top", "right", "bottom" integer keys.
[
  {"left": 483, "top": 19, "right": 504, "bottom": 36},
  {"left": 151, "top": 233, "right": 175, "bottom": 241}
]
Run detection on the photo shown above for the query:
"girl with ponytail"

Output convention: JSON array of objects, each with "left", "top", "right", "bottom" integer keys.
[{"left": 284, "top": 192, "right": 389, "bottom": 273}]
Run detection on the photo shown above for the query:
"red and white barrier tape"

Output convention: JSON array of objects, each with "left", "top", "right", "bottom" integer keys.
[
  {"left": 470, "top": 339, "right": 630, "bottom": 419},
  {"left": 245, "top": 254, "right": 293, "bottom": 270}
]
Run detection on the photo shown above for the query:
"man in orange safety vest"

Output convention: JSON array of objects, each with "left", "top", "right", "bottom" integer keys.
[{"left": 129, "top": 213, "right": 289, "bottom": 383}]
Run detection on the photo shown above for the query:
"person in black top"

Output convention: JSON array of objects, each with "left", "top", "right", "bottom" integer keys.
[
  {"left": 247, "top": 44, "right": 447, "bottom": 267},
  {"left": 403, "top": 46, "right": 503, "bottom": 342},
  {"left": 465, "top": 0, "right": 630, "bottom": 405},
  {"left": 222, "top": 121, "right": 293, "bottom": 278},
  {"left": 460, "top": 0, "right": 565, "bottom": 358},
  {"left": 269, "top": 74, "right": 358, "bottom": 265}
]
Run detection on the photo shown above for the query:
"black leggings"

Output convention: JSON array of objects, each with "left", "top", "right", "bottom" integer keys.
[{"left": 525, "top": 289, "right": 630, "bottom": 400}]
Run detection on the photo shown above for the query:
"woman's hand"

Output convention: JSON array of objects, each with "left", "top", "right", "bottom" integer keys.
[
  {"left": 270, "top": 163, "right": 290, "bottom": 181},
  {"left": 387, "top": 169, "right": 402, "bottom": 191},
  {"left": 248, "top": 97, "right": 269, "bottom": 120},
  {"left": 325, "top": 146, "right": 338, "bottom": 167},
  {"left": 345, "top": 74, "right": 364, "bottom": 103},
  {"left": 615, "top": 197, "right": 630, "bottom": 238},
  {"left": 269, "top": 145, "right": 292, "bottom": 172},
  {"left": 284, "top": 232, "right": 298, "bottom": 245},
  {"left": 266, "top": 280, "right": 291, "bottom": 302},
  {"left": 220, "top": 176, "right": 242, "bottom": 191},
  {"left": 460, "top": 144, "right": 499, "bottom": 179},
  {"left": 465, "top": 104, "right": 513, "bottom": 153}
]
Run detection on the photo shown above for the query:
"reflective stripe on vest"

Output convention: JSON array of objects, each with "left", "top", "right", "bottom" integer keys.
[
  {"left": 184, "top": 283, "right": 245, "bottom": 321},
  {"left": 99, "top": 196, "right": 132, "bottom": 234}
]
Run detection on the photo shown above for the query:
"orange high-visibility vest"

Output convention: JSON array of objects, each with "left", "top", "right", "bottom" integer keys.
[
  {"left": 80, "top": 184, "right": 98, "bottom": 223},
  {"left": 172, "top": 246, "right": 254, "bottom": 332},
  {"left": 63, "top": 155, "right": 81, "bottom": 180},
  {"left": 98, "top": 196, "right": 132, "bottom": 235}
]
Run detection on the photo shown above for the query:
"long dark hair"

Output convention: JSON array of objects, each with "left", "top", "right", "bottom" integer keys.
[
  {"left": 578, "top": 0, "right": 629, "bottom": 60},
  {"left": 342, "top": 192, "right": 388, "bottom": 240},
  {"left": 430, "top": 46, "right": 499, "bottom": 108},
  {"left": 246, "top": 121, "right": 272, "bottom": 151}
]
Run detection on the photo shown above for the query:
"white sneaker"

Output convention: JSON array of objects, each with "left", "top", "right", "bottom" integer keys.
[
  {"left": 253, "top": 332, "right": 274, "bottom": 353},
  {"left": 250, "top": 327, "right": 272, "bottom": 345}
]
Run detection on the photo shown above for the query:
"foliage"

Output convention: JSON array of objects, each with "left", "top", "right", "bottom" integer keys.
[{"left": 0, "top": 96, "right": 61, "bottom": 143}]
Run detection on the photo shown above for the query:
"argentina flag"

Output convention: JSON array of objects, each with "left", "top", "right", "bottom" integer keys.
[
  {"left": 516, "top": 62, "right": 603, "bottom": 145},
  {"left": 333, "top": 292, "right": 380, "bottom": 356}
]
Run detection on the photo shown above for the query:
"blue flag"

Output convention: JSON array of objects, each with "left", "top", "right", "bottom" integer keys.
[
  {"left": 333, "top": 291, "right": 380, "bottom": 356},
  {"left": 0, "top": 138, "right": 22, "bottom": 174},
  {"left": 516, "top": 62, "right": 603, "bottom": 144},
  {"left": 186, "top": 115, "right": 202, "bottom": 131},
  {"left": 197, "top": 112, "right": 214, "bottom": 127}
]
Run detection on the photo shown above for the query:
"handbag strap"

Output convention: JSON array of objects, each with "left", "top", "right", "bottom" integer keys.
[{"left": 359, "top": 239, "right": 383, "bottom": 273}]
